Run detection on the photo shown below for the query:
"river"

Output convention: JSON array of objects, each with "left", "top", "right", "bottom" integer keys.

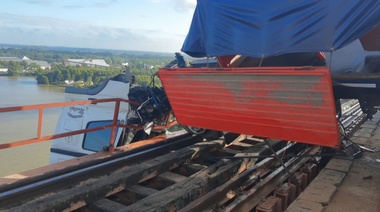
[{"left": 0, "top": 76, "right": 65, "bottom": 177}]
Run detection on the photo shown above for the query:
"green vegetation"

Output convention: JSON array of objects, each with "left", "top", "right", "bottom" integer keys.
[
  {"left": 0, "top": 46, "right": 175, "bottom": 87},
  {"left": 35, "top": 65, "right": 121, "bottom": 86}
]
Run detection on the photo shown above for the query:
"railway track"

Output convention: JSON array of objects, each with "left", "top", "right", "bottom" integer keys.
[
  {"left": 340, "top": 100, "right": 366, "bottom": 136},
  {"left": 2, "top": 137, "right": 319, "bottom": 212},
  {"left": 0, "top": 100, "right": 365, "bottom": 211}
]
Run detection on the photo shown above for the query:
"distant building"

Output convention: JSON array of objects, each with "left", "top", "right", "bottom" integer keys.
[
  {"left": 0, "top": 57, "right": 21, "bottom": 62},
  {"left": 66, "top": 59, "right": 109, "bottom": 67},
  {"left": 0, "top": 56, "right": 51, "bottom": 70},
  {"left": 0, "top": 68, "right": 8, "bottom": 72},
  {"left": 26, "top": 60, "right": 51, "bottom": 70}
]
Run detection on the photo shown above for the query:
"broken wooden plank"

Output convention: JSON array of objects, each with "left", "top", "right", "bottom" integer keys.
[
  {"left": 8, "top": 142, "right": 222, "bottom": 212},
  {"left": 174, "top": 163, "right": 207, "bottom": 176},
  {"left": 179, "top": 142, "right": 295, "bottom": 212},
  {"left": 120, "top": 159, "right": 243, "bottom": 211},
  {"left": 224, "top": 146, "right": 319, "bottom": 212}
]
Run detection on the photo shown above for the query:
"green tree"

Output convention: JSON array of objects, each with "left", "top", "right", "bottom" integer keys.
[
  {"left": 7, "top": 68, "right": 16, "bottom": 76},
  {"left": 7, "top": 61, "right": 21, "bottom": 76},
  {"left": 28, "top": 62, "right": 41, "bottom": 70},
  {"left": 36, "top": 75, "right": 49, "bottom": 84},
  {"left": 20, "top": 60, "right": 28, "bottom": 70}
]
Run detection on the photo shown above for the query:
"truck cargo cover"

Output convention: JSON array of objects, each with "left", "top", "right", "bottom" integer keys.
[{"left": 182, "top": 0, "right": 380, "bottom": 57}]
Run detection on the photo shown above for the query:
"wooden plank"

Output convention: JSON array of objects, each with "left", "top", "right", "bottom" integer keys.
[
  {"left": 224, "top": 146, "right": 319, "bottom": 212},
  {"left": 218, "top": 148, "right": 241, "bottom": 155},
  {"left": 122, "top": 141, "right": 285, "bottom": 212},
  {"left": 159, "top": 172, "right": 189, "bottom": 183},
  {"left": 174, "top": 163, "right": 207, "bottom": 176},
  {"left": 126, "top": 185, "right": 159, "bottom": 198},
  {"left": 120, "top": 158, "right": 243, "bottom": 211},
  {"left": 90, "top": 198, "right": 126, "bottom": 212},
  {"left": 8, "top": 142, "right": 222, "bottom": 212},
  {"left": 117, "top": 135, "right": 167, "bottom": 150},
  {"left": 228, "top": 142, "right": 254, "bottom": 148},
  {"left": 179, "top": 143, "right": 293, "bottom": 212}
]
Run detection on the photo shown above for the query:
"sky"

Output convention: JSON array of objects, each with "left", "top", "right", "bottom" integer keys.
[{"left": 0, "top": 0, "right": 197, "bottom": 53}]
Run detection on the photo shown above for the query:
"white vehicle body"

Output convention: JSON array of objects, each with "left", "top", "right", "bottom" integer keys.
[
  {"left": 49, "top": 59, "right": 224, "bottom": 164},
  {"left": 49, "top": 73, "right": 130, "bottom": 164}
]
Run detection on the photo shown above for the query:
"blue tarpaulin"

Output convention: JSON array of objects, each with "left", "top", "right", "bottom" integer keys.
[{"left": 181, "top": 0, "right": 380, "bottom": 58}]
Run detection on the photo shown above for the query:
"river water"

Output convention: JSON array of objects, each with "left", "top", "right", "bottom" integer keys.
[{"left": 0, "top": 76, "right": 65, "bottom": 177}]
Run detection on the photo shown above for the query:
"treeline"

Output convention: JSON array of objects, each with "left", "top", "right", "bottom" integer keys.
[
  {"left": 0, "top": 46, "right": 174, "bottom": 67},
  {"left": 0, "top": 46, "right": 176, "bottom": 87},
  {"left": 35, "top": 65, "right": 121, "bottom": 86},
  {"left": 35, "top": 65, "right": 162, "bottom": 87},
  {"left": 0, "top": 60, "right": 43, "bottom": 76}
]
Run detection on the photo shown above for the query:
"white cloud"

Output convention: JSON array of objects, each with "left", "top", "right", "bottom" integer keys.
[
  {"left": 0, "top": 13, "right": 183, "bottom": 52},
  {"left": 15, "top": 0, "right": 54, "bottom": 6},
  {"left": 15, "top": 0, "right": 119, "bottom": 9},
  {"left": 150, "top": 0, "right": 196, "bottom": 13},
  {"left": 62, "top": 0, "right": 119, "bottom": 9},
  {"left": 174, "top": 0, "right": 196, "bottom": 13}
]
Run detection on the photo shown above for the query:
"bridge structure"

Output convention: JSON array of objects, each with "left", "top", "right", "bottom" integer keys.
[{"left": 1, "top": 98, "right": 379, "bottom": 212}]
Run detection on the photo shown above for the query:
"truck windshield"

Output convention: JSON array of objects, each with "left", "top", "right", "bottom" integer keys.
[{"left": 83, "top": 120, "right": 119, "bottom": 152}]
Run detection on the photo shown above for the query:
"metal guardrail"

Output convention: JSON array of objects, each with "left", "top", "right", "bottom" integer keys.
[{"left": 0, "top": 98, "right": 142, "bottom": 152}]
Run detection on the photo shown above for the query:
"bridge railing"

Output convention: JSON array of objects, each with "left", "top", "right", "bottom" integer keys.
[{"left": 0, "top": 98, "right": 174, "bottom": 152}]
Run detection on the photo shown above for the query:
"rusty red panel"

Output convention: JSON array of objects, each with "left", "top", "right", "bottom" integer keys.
[{"left": 158, "top": 67, "right": 339, "bottom": 147}]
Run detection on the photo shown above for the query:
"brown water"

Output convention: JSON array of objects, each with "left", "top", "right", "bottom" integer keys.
[{"left": 0, "top": 76, "right": 65, "bottom": 177}]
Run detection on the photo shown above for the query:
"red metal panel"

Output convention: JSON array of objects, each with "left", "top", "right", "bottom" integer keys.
[{"left": 158, "top": 67, "right": 340, "bottom": 147}]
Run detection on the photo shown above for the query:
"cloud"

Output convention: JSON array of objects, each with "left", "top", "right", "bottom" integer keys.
[
  {"left": 15, "top": 0, "right": 119, "bottom": 9},
  {"left": 62, "top": 0, "right": 119, "bottom": 9},
  {"left": 15, "top": 0, "right": 54, "bottom": 6},
  {"left": 93, "top": 0, "right": 118, "bottom": 8},
  {"left": 149, "top": 0, "right": 196, "bottom": 13},
  {"left": 0, "top": 13, "right": 182, "bottom": 52},
  {"left": 150, "top": 0, "right": 167, "bottom": 3},
  {"left": 174, "top": 0, "right": 196, "bottom": 13}
]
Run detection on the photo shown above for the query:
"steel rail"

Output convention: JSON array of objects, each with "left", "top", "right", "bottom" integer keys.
[
  {"left": 179, "top": 142, "right": 298, "bottom": 211},
  {"left": 341, "top": 103, "right": 362, "bottom": 127},
  {"left": 224, "top": 145, "right": 320, "bottom": 211},
  {"left": 0, "top": 133, "right": 201, "bottom": 208}
]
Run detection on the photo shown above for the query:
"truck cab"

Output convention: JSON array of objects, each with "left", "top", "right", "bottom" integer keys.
[{"left": 49, "top": 73, "right": 131, "bottom": 164}]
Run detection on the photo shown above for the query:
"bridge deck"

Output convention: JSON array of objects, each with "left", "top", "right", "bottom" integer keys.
[{"left": 288, "top": 113, "right": 380, "bottom": 212}]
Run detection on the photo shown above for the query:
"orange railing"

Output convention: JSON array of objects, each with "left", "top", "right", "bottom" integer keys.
[{"left": 0, "top": 98, "right": 174, "bottom": 152}]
